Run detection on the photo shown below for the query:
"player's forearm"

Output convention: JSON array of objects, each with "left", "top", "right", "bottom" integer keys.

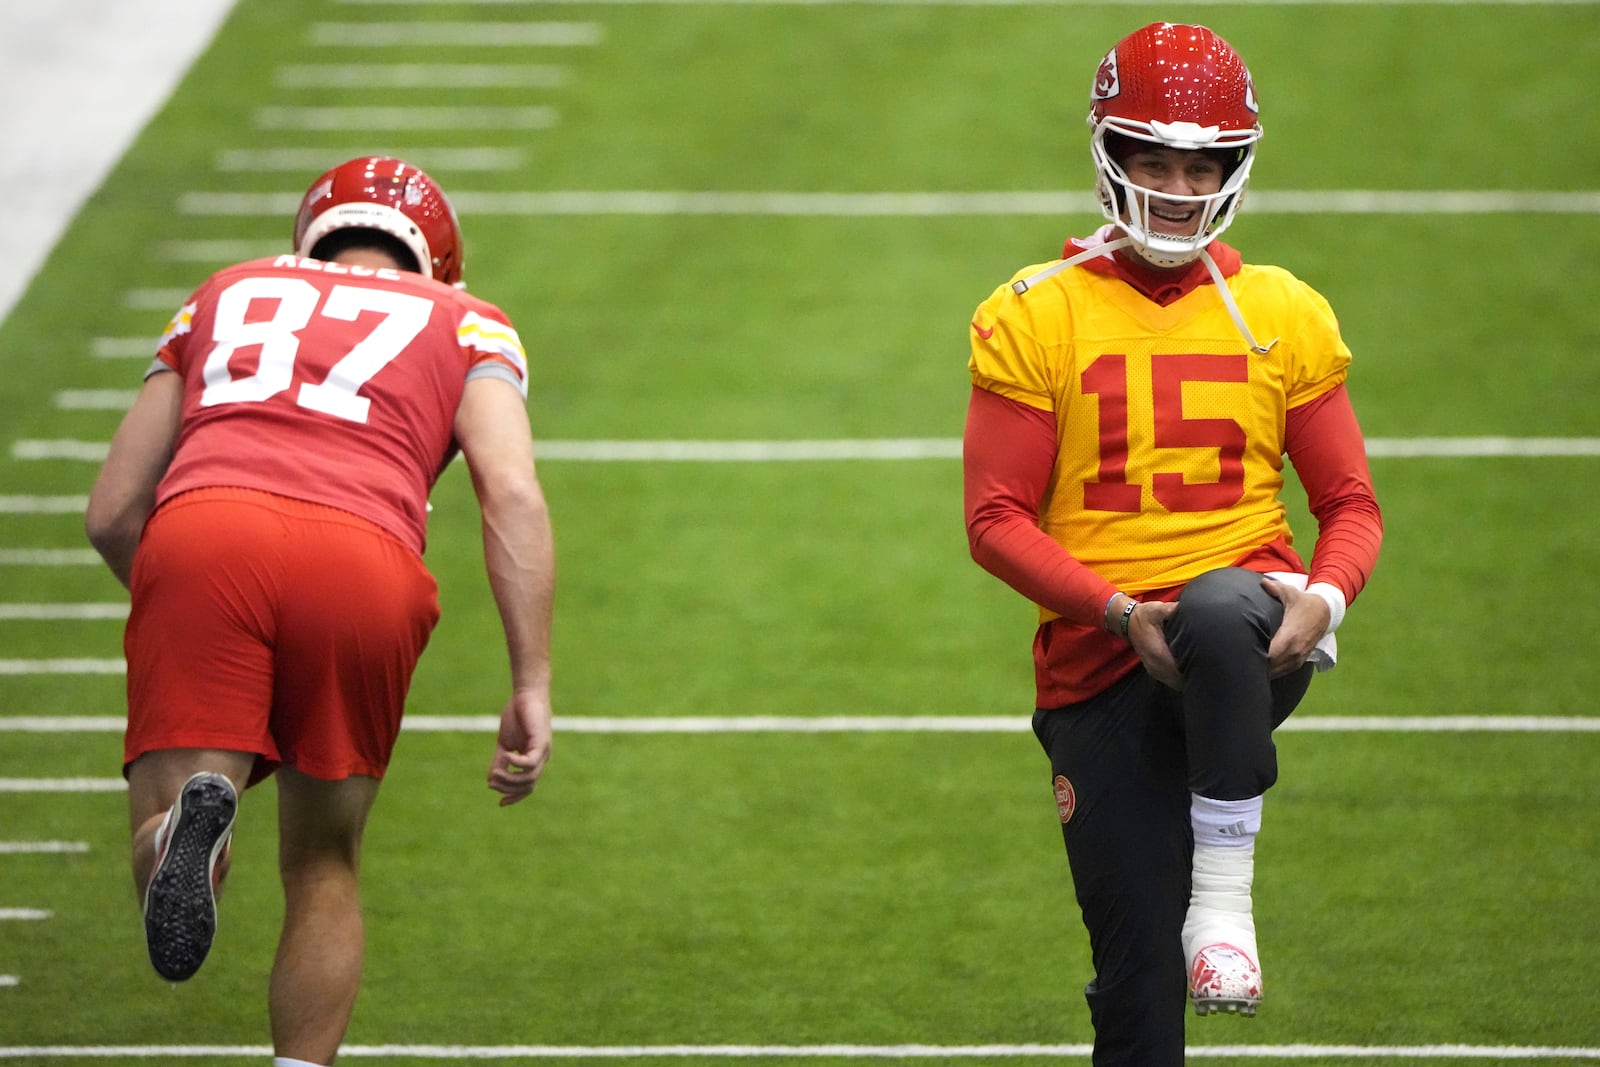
[
  {"left": 480, "top": 481, "right": 556, "bottom": 693},
  {"left": 969, "top": 515, "right": 1119, "bottom": 626},
  {"left": 1286, "top": 384, "right": 1384, "bottom": 604},
  {"left": 85, "top": 377, "right": 183, "bottom": 590},
  {"left": 84, "top": 515, "right": 143, "bottom": 590},
  {"left": 1306, "top": 503, "right": 1383, "bottom": 604},
  {"left": 964, "top": 386, "right": 1118, "bottom": 626},
  {"left": 84, "top": 479, "right": 149, "bottom": 589}
]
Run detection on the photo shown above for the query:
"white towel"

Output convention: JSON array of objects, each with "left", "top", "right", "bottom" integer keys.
[{"left": 1264, "top": 572, "right": 1338, "bottom": 672}]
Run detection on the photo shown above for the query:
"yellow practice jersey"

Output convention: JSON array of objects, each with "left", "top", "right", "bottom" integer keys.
[{"left": 968, "top": 257, "right": 1349, "bottom": 618}]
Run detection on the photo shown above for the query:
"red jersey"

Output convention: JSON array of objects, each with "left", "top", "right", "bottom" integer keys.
[{"left": 149, "top": 255, "right": 528, "bottom": 554}]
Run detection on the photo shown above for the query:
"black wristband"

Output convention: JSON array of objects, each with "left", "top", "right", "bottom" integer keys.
[{"left": 1118, "top": 599, "right": 1138, "bottom": 638}]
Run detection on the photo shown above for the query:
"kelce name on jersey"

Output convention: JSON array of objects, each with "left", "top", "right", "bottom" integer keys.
[{"left": 270, "top": 254, "right": 407, "bottom": 282}]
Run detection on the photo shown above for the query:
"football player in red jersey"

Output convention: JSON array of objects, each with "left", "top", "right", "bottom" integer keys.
[
  {"left": 86, "top": 156, "right": 556, "bottom": 1067},
  {"left": 963, "top": 23, "right": 1383, "bottom": 1065}
]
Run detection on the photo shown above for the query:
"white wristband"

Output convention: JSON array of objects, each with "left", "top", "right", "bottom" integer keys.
[{"left": 1306, "top": 582, "right": 1347, "bottom": 633}]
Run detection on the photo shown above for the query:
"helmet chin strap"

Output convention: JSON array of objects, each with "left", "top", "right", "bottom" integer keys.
[
  {"left": 1010, "top": 236, "right": 1136, "bottom": 294},
  {"left": 1009, "top": 236, "right": 1278, "bottom": 356},
  {"left": 1124, "top": 232, "right": 1203, "bottom": 270},
  {"left": 1197, "top": 247, "right": 1278, "bottom": 355}
]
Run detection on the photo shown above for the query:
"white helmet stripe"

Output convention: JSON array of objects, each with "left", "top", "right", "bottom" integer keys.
[{"left": 294, "top": 202, "right": 433, "bottom": 277}]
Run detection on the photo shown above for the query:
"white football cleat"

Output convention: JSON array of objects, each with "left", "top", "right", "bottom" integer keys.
[
  {"left": 1188, "top": 941, "right": 1262, "bottom": 1016},
  {"left": 1183, "top": 840, "right": 1262, "bottom": 1017}
]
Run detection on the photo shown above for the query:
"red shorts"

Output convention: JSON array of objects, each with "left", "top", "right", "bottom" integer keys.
[{"left": 123, "top": 487, "right": 440, "bottom": 785}]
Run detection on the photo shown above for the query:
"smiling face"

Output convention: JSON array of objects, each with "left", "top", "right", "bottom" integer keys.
[
  {"left": 1116, "top": 144, "right": 1229, "bottom": 239},
  {"left": 1084, "top": 24, "right": 1262, "bottom": 268}
]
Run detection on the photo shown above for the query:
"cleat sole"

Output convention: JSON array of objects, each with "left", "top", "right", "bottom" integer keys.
[{"left": 143, "top": 774, "right": 237, "bottom": 982}]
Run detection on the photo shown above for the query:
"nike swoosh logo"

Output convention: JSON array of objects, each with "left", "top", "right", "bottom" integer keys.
[{"left": 972, "top": 322, "right": 995, "bottom": 340}]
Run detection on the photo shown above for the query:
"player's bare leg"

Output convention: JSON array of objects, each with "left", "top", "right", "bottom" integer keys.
[{"left": 269, "top": 765, "right": 380, "bottom": 1065}]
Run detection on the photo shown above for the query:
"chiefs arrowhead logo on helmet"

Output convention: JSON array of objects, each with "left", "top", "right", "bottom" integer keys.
[{"left": 1091, "top": 48, "right": 1120, "bottom": 102}]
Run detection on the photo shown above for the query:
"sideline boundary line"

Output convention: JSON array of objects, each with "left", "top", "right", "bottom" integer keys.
[
  {"left": 2, "top": 1042, "right": 1598, "bottom": 1060},
  {"left": 1, "top": 715, "right": 1594, "bottom": 733}
]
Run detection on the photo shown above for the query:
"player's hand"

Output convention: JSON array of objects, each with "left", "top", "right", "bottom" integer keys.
[
  {"left": 1127, "top": 600, "right": 1181, "bottom": 689},
  {"left": 487, "top": 687, "right": 552, "bottom": 807},
  {"left": 1262, "top": 577, "right": 1332, "bottom": 678}
]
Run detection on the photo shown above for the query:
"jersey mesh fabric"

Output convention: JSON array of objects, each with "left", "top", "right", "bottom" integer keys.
[
  {"left": 150, "top": 256, "right": 527, "bottom": 554},
  {"left": 969, "top": 254, "right": 1349, "bottom": 618}
]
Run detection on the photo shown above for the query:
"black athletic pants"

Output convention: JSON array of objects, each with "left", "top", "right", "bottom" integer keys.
[{"left": 1031, "top": 567, "right": 1315, "bottom": 1066}]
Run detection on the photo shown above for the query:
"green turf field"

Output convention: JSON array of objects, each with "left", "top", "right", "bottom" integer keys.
[{"left": 2, "top": 1, "right": 1598, "bottom": 1064}]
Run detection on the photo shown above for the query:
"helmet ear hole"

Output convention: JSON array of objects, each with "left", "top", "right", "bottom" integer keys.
[
  {"left": 1212, "top": 146, "right": 1248, "bottom": 182},
  {"left": 1094, "top": 171, "right": 1125, "bottom": 218},
  {"left": 309, "top": 229, "right": 425, "bottom": 275},
  {"left": 1104, "top": 132, "right": 1138, "bottom": 166}
]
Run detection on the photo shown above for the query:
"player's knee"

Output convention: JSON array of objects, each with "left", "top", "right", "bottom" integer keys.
[
  {"left": 1192, "top": 751, "right": 1279, "bottom": 800},
  {"left": 1177, "top": 566, "right": 1269, "bottom": 616},
  {"left": 1173, "top": 568, "right": 1279, "bottom": 653}
]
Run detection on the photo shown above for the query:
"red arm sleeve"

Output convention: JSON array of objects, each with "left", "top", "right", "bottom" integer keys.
[
  {"left": 963, "top": 386, "right": 1121, "bottom": 628},
  {"left": 1285, "top": 384, "right": 1384, "bottom": 603}
]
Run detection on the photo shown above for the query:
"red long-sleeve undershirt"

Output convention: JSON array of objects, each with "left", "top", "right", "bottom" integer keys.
[{"left": 962, "top": 383, "right": 1384, "bottom": 631}]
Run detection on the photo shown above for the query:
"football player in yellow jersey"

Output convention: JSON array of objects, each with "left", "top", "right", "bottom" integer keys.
[{"left": 963, "top": 22, "right": 1383, "bottom": 1065}]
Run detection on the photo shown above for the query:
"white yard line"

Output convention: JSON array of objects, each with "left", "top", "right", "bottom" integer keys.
[
  {"left": 0, "top": 604, "right": 127, "bottom": 620},
  {"left": 90, "top": 337, "right": 158, "bottom": 359},
  {"left": 154, "top": 239, "right": 281, "bottom": 263},
  {"left": 275, "top": 64, "right": 568, "bottom": 89},
  {"left": 216, "top": 147, "right": 528, "bottom": 172},
  {"left": 122, "top": 288, "right": 191, "bottom": 310},
  {"left": 0, "top": 842, "right": 89, "bottom": 854},
  {"left": 1, "top": 1042, "right": 1597, "bottom": 1060},
  {"left": 309, "top": 21, "right": 604, "bottom": 46},
  {"left": 13, "top": 437, "right": 1600, "bottom": 463},
  {"left": 54, "top": 389, "right": 139, "bottom": 409},
  {"left": 0, "top": 550, "right": 100, "bottom": 565},
  {"left": 11, "top": 441, "right": 108, "bottom": 461},
  {"left": 1364, "top": 437, "right": 1600, "bottom": 457},
  {"left": 0, "top": 661, "right": 124, "bottom": 676},
  {"left": 0, "top": 497, "right": 88, "bottom": 515},
  {"left": 174, "top": 189, "right": 1600, "bottom": 218},
  {"left": 253, "top": 106, "right": 558, "bottom": 131},
  {"left": 2, "top": 714, "right": 1595, "bottom": 733},
  {"left": 0, "top": 779, "right": 127, "bottom": 793}
]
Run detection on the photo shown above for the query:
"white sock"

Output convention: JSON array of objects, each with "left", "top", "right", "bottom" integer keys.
[
  {"left": 1184, "top": 794, "right": 1262, "bottom": 966},
  {"left": 1189, "top": 793, "right": 1261, "bottom": 849},
  {"left": 273, "top": 1059, "right": 329, "bottom": 1067}
]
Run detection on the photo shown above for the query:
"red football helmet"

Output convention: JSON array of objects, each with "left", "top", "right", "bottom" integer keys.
[
  {"left": 1086, "top": 23, "right": 1262, "bottom": 267},
  {"left": 292, "top": 156, "right": 465, "bottom": 286}
]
